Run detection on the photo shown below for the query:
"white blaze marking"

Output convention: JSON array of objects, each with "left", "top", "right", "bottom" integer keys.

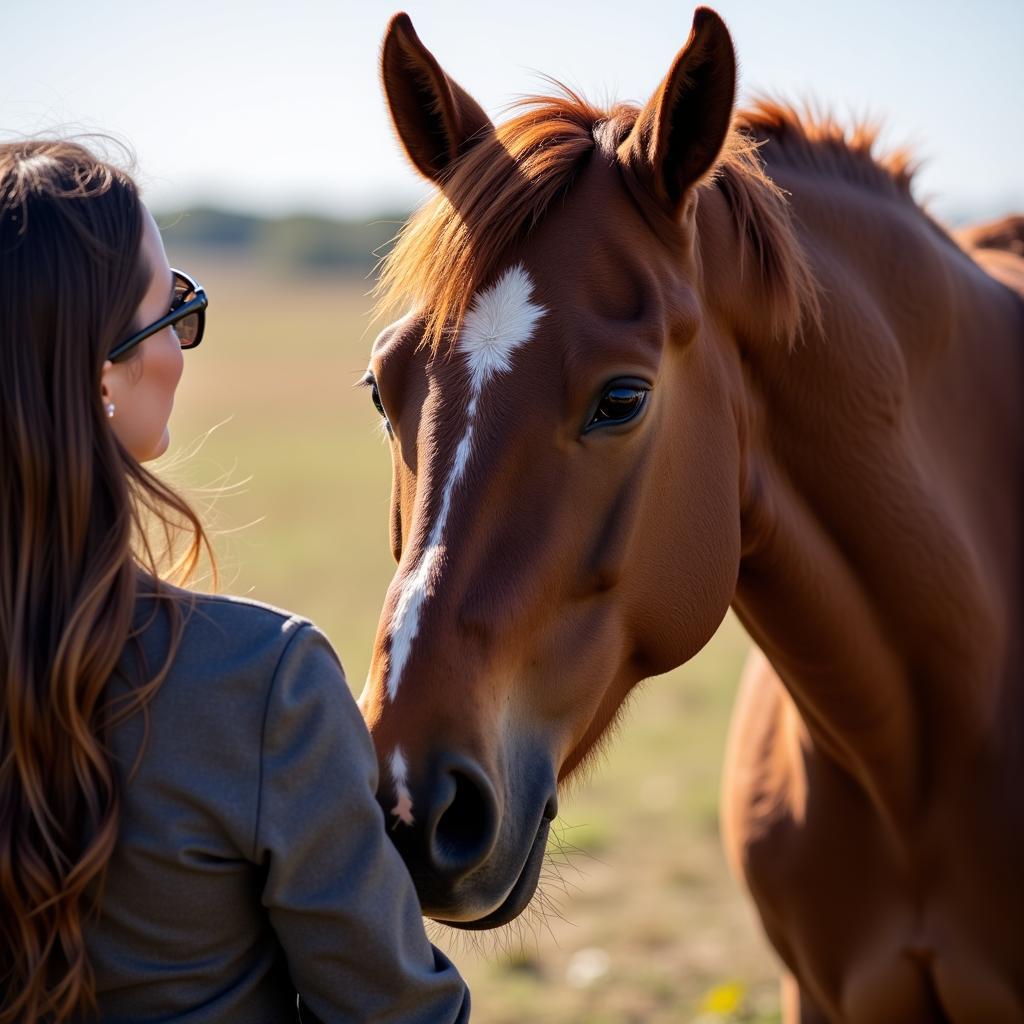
[
  {"left": 390, "top": 746, "right": 415, "bottom": 827},
  {"left": 385, "top": 264, "right": 547, "bottom": 702}
]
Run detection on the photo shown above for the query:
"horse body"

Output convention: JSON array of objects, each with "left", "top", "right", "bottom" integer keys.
[
  {"left": 361, "top": 10, "right": 1023, "bottom": 1020},
  {"left": 718, "top": 132, "right": 1023, "bottom": 1019}
]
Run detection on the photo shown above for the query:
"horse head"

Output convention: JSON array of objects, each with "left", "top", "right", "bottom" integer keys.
[{"left": 359, "top": 8, "right": 746, "bottom": 928}]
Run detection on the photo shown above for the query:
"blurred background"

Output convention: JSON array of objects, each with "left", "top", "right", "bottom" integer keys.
[{"left": 5, "top": 2, "right": 1022, "bottom": 1021}]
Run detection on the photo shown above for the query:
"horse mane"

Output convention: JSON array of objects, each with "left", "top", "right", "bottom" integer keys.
[
  {"left": 708, "top": 128, "right": 822, "bottom": 345},
  {"left": 379, "top": 89, "right": 929, "bottom": 352},
  {"left": 737, "top": 98, "right": 918, "bottom": 202}
]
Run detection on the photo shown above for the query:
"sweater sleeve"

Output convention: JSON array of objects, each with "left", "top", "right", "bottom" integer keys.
[{"left": 253, "top": 623, "right": 469, "bottom": 1024}]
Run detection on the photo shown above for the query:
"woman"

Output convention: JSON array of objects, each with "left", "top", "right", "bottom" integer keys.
[{"left": 0, "top": 140, "right": 469, "bottom": 1023}]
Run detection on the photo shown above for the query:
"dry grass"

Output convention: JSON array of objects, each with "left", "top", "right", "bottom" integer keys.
[{"left": 161, "top": 247, "right": 782, "bottom": 1023}]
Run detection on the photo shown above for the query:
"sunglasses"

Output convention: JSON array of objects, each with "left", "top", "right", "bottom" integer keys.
[{"left": 108, "top": 268, "right": 208, "bottom": 362}]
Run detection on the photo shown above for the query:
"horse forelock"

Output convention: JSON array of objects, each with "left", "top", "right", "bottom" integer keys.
[{"left": 374, "top": 86, "right": 630, "bottom": 354}]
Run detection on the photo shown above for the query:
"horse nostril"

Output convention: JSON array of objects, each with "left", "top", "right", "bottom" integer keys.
[
  {"left": 427, "top": 756, "right": 498, "bottom": 879},
  {"left": 437, "top": 773, "right": 487, "bottom": 849}
]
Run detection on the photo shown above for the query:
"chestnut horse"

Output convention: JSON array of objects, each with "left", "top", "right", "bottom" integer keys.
[{"left": 357, "top": 8, "right": 1023, "bottom": 1020}]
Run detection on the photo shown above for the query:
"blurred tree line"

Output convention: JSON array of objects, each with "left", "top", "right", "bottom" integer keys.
[
  {"left": 158, "top": 200, "right": 992, "bottom": 278},
  {"left": 155, "top": 206, "right": 409, "bottom": 275}
]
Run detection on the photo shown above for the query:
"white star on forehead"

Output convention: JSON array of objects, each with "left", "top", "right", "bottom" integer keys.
[{"left": 461, "top": 264, "right": 548, "bottom": 393}]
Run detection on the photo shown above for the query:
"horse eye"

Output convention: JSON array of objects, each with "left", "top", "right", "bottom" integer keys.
[
  {"left": 361, "top": 371, "right": 392, "bottom": 430},
  {"left": 370, "top": 382, "right": 386, "bottom": 419},
  {"left": 586, "top": 383, "right": 649, "bottom": 431}
]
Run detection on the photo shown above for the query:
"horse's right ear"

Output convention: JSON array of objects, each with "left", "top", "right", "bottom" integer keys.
[
  {"left": 617, "top": 7, "right": 736, "bottom": 215},
  {"left": 381, "top": 13, "right": 495, "bottom": 182}
]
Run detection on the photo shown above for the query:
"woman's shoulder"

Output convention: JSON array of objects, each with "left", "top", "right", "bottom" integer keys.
[
  {"left": 124, "top": 584, "right": 348, "bottom": 708},
  {"left": 138, "top": 584, "right": 321, "bottom": 653},
  {"left": 112, "top": 585, "right": 361, "bottom": 833},
  {"left": 145, "top": 583, "right": 311, "bottom": 634}
]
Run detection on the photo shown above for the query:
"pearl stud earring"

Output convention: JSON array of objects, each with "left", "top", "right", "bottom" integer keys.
[{"left": 105, "top": 402, "right": 115, "bottom": 419}]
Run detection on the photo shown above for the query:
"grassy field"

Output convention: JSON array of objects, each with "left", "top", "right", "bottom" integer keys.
[{"left": 160, "top": 247, "right": 782, "bottom": 1022}]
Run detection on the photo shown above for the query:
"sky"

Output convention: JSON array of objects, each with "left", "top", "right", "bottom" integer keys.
[{"left": 3, "top": 0, "right": 1022, "bottom": 223}]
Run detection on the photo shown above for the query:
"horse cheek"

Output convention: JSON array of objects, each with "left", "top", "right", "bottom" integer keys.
[{"left": 630, "top": 406, "right": 740, "bottom": 675}]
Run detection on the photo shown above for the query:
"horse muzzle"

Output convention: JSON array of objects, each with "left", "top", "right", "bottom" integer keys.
[{"left": 383, "top": 747, "right": 558, "bottom": 928}]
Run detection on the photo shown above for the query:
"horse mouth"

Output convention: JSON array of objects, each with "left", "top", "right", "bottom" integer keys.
[{"left": 435, "top": 815, "right": 551, "bottom": 930}]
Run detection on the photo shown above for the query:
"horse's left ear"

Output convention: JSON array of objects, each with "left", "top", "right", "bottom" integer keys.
[{"left": 618, "top": 7, "right": 736, "bottom": 214}]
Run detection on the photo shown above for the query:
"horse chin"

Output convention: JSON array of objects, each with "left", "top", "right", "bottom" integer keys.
[{"left": 435, "top": 816, "right": 551, "bottom": 930}]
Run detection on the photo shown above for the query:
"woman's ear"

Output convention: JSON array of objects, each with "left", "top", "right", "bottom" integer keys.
[
  {"left": 100, "top": 359, "right": 119, "bottom": 418},
  {"left": 617, "top": 7, "right": 736, "bottom": 215},
  {"left": 380, "top": 12, "right": 495, "bottom": 182},
  {"left": 101, "top": 359, "right": 113, "bottom": 402}
]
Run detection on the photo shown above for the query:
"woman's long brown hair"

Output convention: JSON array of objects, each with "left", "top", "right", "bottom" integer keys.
[{"left": 0, "top": 140, "right": 213, "bottom": 1022}]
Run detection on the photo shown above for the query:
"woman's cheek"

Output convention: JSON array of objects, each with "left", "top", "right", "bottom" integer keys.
[
  {"left": 154, "top": 336, "right": 183, "bottom": 455},
  {"left": 132, "top": 331, "right": 183, "bottom": 462}
]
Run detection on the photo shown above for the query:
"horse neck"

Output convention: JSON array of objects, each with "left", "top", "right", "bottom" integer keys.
[{"left": 702, "top": 175, "right": 1015, "bottom": 826}]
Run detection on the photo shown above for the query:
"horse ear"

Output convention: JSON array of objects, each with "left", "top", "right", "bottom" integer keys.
[
  {"left": 618, "top": 7, "right": 736, "bottom": 214},
  {"left": 381, "top": 13, "right": 495, "bottom": 182}
]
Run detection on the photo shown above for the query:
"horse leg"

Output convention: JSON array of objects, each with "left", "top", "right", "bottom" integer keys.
[{"left": 781, "top": 971, "right": 830, "bottom": 1024}]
